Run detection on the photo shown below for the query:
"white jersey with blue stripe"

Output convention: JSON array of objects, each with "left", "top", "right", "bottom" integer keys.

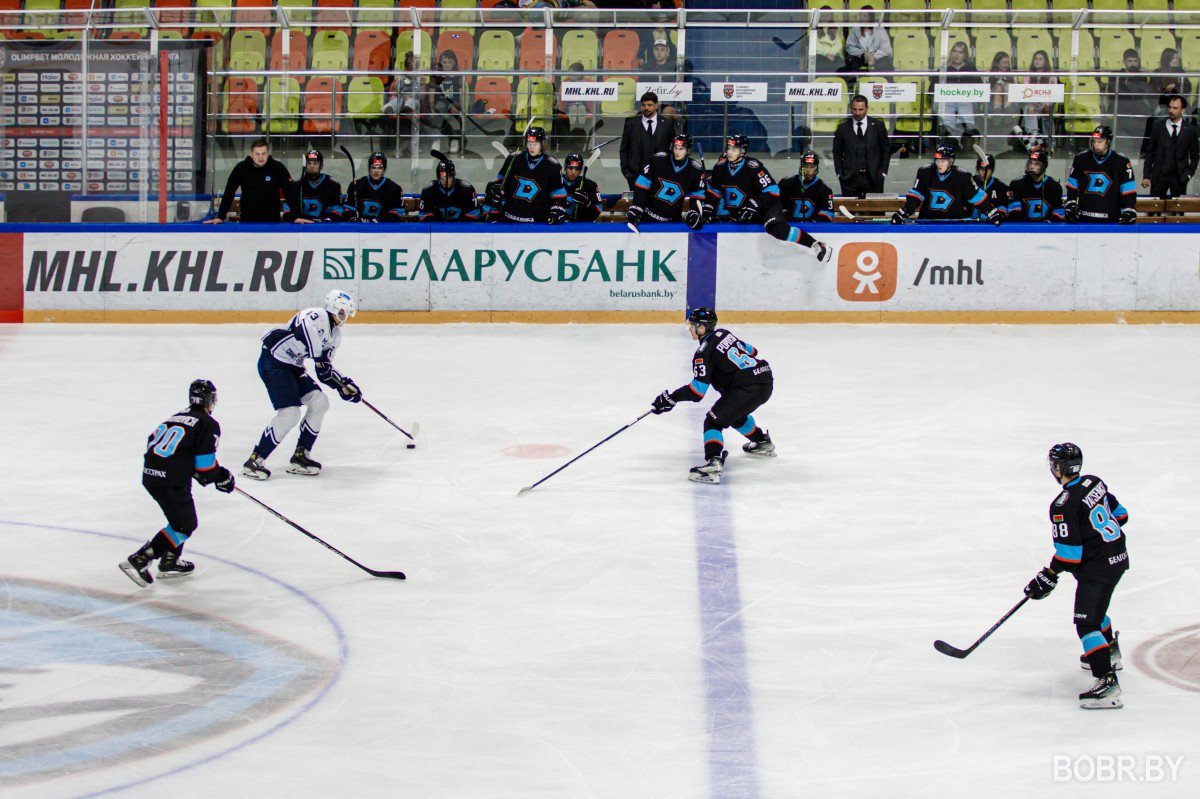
[{"left": 264, "top": 307, "right": 342, "bottom": 368}]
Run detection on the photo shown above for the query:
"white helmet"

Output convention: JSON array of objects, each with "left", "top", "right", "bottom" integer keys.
[{"left": 324, "top": 289, "right": 357, "bottom": 325}]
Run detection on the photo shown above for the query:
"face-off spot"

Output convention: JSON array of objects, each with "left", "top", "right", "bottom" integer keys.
[{"left": 502, "top": 444, "right": 570, "bottom": 459}]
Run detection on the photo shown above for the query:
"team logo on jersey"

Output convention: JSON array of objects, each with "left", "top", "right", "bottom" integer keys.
[
  {"left": 722, "top": 186, "right": 746, "bottom": 208},
  {"left": 1085, "top": 172, "right": 1112, "bottom": 195},
  {"left": 837, "top": 242, "right": 898, "bottom": 302},
  {"left": 361, "top": 200, "right": 381, "bottom": 218},
  {"left": 794, "top": 199, "right": 814, "bottom": 219},
  {"left": 1026, "top": 199, "right": 1048, "bottom": 219},
  {"left": 514, "top": 176, "right": 540, "bottom": 201},
  {"left": 443, "top": 206, "right": 462, "bottom": 220},
  {"left": 928, "top": 190, "right": 953, "bottom": 211},
  {"left": 302, "top": 198, "right": 322, "bottom": 217},
  {"left": 655, "top": 179, "right": 683, "bottom": 205}
]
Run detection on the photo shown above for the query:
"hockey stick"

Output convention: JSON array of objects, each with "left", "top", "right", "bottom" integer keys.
[
  {"left": 933, "top": 596, "right": 1028, "bottom": 659},
  {"left": 518, "top": 409, "right": 653, "bottom": 496},
  {"left": 338, "top": 145, "right": 359, "bottom": 220},
  {"left": 236, "top": 487, "right": 406, "bottom": 580},
  {"left": 361, "top": 398, "right": 419, "bottom": 446},
  {"left": 772, "top": 34, "right": 803, "bottom": 51}
]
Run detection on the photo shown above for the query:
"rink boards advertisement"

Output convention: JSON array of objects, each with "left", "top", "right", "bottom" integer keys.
[{"left": 2, "top": 224, "right": 1200, "bottom": 322}]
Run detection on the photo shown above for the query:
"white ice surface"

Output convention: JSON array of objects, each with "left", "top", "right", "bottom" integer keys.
[{"left": 1, "top": 322, "right": 1199, "bottom": 798}]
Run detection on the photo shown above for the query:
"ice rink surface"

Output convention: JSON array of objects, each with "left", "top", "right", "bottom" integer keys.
[{"left": 2, "top": 321, "right": 1199, "bottom": 798}]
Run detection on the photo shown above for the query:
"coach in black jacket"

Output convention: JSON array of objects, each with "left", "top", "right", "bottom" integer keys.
[
  {"left": 1141, "top": 95, "right": 1198, "bottom": 199},
  {"left": 620, "top": 92, "right": 678, "bottom": 190},
  {"left": 832, "top": 94, "right": 891, "bottom": 198},
  {"left": 208, "top": 138, "right": 292, "bottom": 223}
]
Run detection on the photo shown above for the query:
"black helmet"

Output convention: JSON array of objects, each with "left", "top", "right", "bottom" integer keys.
[
  {"left": 725, "top": 133, "right": 750, "bottom": 151},
  {"left": 1048, "top": 442, "right": 1083, "bottom": 478},
  {"left": 1091, "top": 125, "right": 1113, "bottom": 142},
  {"left": 304, "top": 148, "right": 323, "bottom": 167},
  {"left": 934, "top": 143, "right": 956, "bottom": 160},
  {"left": 368, "top": 151, "right": 386, "bottom": 171},
  {"left": 671, "top": 132, "right": 693, "bottom": 151},
  {"left": 1026, "top": 146, "right": 1048, "bottom": 175},
  {"left": 436, "top": 159, "right": 455, "bottom": 179},
  {"left": 801, "top": 151, "right": 820, "bottom": 167},
  {"left": 525, "top": 126, "right": 546, "bottom": 143},
  {"left": 976, "top": 153, "right": 995, "bottom": 172},
  {"left": 189, "top": 378, "right": 217, "bottom": 409},
  {"left": 687, "top": 307, "right": 718, "bottom": 328},
  {"left": 564, "top": 152, "right": 584, "bottom": 170}
]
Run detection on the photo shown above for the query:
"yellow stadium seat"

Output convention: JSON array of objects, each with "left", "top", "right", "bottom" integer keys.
[
  {"left": 1089, "top": 0, "right": 1129, "bottom": 24},
  {"left": 1178, "top": 30, "right": 1200, "bottom": 73},
  {"left": 974, "top": 30, "right": 1013, "bottom": 72},
  {"left": 440, "top": 0, "right": 477, "bottom": 31},
  {"left": 515, "top": 77, "right": 554, "bottom": 131},
  {"left": 1054, "top": 28, "right": 1097, "bottom": 70},
  {"left": 892, "top": 29, "right": 932, "bottom": 71},
  {"left": 809, "top": 77, "right": 848, "bottom": 134},
  {"left": 1015, "top": 29, "right": 1056, "bottom": 70},
  {"left": 1095, "top": 29, "right": 1137, "bottom": 71},
  {"left": 560, "top": 29, "right": 598, "bottom": 72},
  {"left": 266, "top": 76, "right": 301, "bottom": 134},
  {"left": 1130, "top": 0, "right": 1169, "bottom": 10},
  {"left": 477, "top": 30, "right": 516, "bottom": 80},
  {"left": 1010, "top": 0, "right": 1049, "bottom": 9},
  {"left": 311, "top": 30, "right": 349, "bottom": 78},
  {"left": 1137, "top": 30, "right": 1176, "bottom": 71},
  {"left": 1062, "top": 76, "right": 1103, "bottom": 134},
  {"left": 356, "top": 0, "right": 395, "bottom": 33},
  {"left": 600, "top": 76, "right": 637, "bottom": 118},
  {"left": 346, "top": 76, "right": 384, "bottom": 120},
  {"left": 229, "top": 30, "right": 267, "bottom": 77},
  {"left": 892, "top": 77, "right": 935, "bottom": 136},
  {"left": 1048, "top": 0, "right": 1086, "bottom": 10},
  {"left": 277, "top": 0, "right": 312, "bottom": 29},
  {"left": 969, "top": 0, "right": 1008, "bottom": 24},
  {"left": 395, "top": 29, "right": 433, "bottom": 72}
]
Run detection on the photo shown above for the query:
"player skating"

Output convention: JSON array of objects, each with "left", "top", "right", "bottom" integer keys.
[
  {"left": 243, "top": 289, "right": 361, "bottom": 480},
  {"left": 892, "top": 144, "right": 1001, "bottom": 224},
  {"left": 705, "top": 134, "right": 832, "bottom": 261},
  {"left": 778, "top": 151, "right": 835, "bottom": 223},
  {"left": 1008, "top": 146, "right": 1065, "bottom": 222},
  {"left": 120, "top": 379, "right": 235, "bottom": 587},
  {"left": 1064, "top": 126, "right": 1137, "bottom": 224},
  {"left": 346, "top": 152, "right": 406, "bottom": 222},
  {"left": 650, "top": 307, "right": 775, "bottom": 484},
  {"left": 626, "top": 132, "right": 708, "bottom": 230},
  {"left": 1023, "top": 443, "right": 1129, "bottom": 709}
]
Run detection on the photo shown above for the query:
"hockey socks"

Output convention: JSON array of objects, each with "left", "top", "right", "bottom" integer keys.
[{"left": 703, "top": 429, "right": 725, "bottom": 461}]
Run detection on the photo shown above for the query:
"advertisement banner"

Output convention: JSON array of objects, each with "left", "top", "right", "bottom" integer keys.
[
  {"left": 713, "top": 82, "right": 768, "bottom": 103},
  {"left": 860, "top": 82, "right": 917, "bottom": 102},
  {"left": 19, "top": 229, "right": 689, "bottom": 314},
  {"left": 1007, "top": 83, "right": 1065, "bottom": 103},
  {"left": 785, "top": 82, "right": 844, "bottom": 102},
  {"left": 933, "top": 83, "right": 990, "bottom": 103},
  {"left": 635, "top": 82, "right": 693, "bottom": 103},
  {"left": 560, "top": 82, "right": 622, "bottom": 101}
]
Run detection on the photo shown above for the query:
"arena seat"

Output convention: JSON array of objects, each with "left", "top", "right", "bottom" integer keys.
[
  {"left": 560, "top": 29, "right": 598, "bottom": 71},
  {"left": 277, "top": 0, "right": 313, "bottom": 29},
  {"left": 1137, "top": 30, "right": 1176, "bottom": 70},
  {"left": 1062, "top": 76, "right": 1103, "bottom": 134},
  {"left": 229, "top": 31, "right": 268, "bottom": 80},
  {"left": 600, "top": 76, "right": 637, "bottom": 118},
  {"left": 1178, "top": 30, "right": 1200, "bottom": 82},
  {"left": 519, "top": 30, "right": 557, "bottom": 72},
  {"left": 1090, "top": 0, "right": 1130, "bottom": 24},
  {"left": 437, "top": 29, "right": 475, "bottom": 71},
  {"left": 266, "top": 76, "right": 301, "bottom": 133},
  {"left": 396, "top": 29, "right": 434, "bottom": 71},
  {"left": 892, "top": 29, "right": 932, "bottom": 71},
  {"left": 1130, "top": 0, "right": 1169, "bottom": 11},
  {"left": 352, "top": 30, "right": 392, "bottom": 74},
  {"left": 477, "top": 30, "right": 516, "bottom": 79},
  {"left": 440, "top": 0, "right": 477, "bottom": 31},
  {"left": 270, "top": 30, "right": 309, "bottom": 75},
  {"left": 886, "top": 0, "right": 928, "bottom": 12},
  {"left": 472, "top": 76, "right": 512, "bottom": 117},
  {"left": 1015, "top": 29, "right": 1056, "bottom": 70},
  {"left": 194, "top": 0, "right": 232, "bottom": 32},
  {"left": 602, "top": 30, "right": 639, "bottom": 71},
  {"left": 808, "top": 77, "right": 848, "bottom": 134},
  {"left": 973, "top": 30, "right": 1013, "bottom": 71},
  {"left": 515, "top": 76, "right": 555, "bottom": 130},
  {"left": 224, "top": 77, "right": 260, "bottom": 134},
  {"left": 356, "top": 0, "right": 396, "bottom": 33},
  {"left": 311, "top": 30, "right": 351, "bottom": 79},
  {"left": 303, "top": 77, "right": 343, "bottom": 134},
  {"left": 1054, "top": 28, "right": 1097, "bottom": 70},
  {"left": 315, "top": 0, "right": 353, "bottom": 33},
  {"left": 942, "top": 28, "right": 972, "bottom": 60},
  {"left": 968, "top": 0, "right": 1008, "bottom": 23},
  {"left": 234, "top": 0, "right": 273, "bottom": 33},
  {"left": 345, "top": 76, "right": 385, "bottom": 122},
  {"left": 1095, "top": 29, "right": 1136, "bottom": 71}
]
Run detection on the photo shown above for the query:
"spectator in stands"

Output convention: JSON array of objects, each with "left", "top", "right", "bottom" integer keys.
[
  {"left": 1107, "top": 49, "right": 1156, "bottom": 149},
  {"left": 382, "top": 52, "right": 421, "bottom": 148},
  {"left": 640, "top": 35, "right": 676, "bottom": 83},
  {"left": 423, "top": 50, "right": 464, "bottom": 155},
  {"left": 844, "top": 6, "right": 893, "bottom": 74},
  {"left": 935, "top": 41, "right": 979, "bottom": 143},
  {"left": 620, "top": 91, "right": 677, "bottom": 191},
  {"left": 1141, "top": 95, "right": 1198, "bottom": 199},
  {"left": 988, "top": 52, "right": 1019, "bottom": 150},
  {"left": 207, "top": 138, "right": 291, "bottom": 224},
  {"left": 832, "top": 94, "right": 891, "bottom": 198},
  {"left": 1016, "top": 50, "right": 1055, "bottom": 153},
  {"left": 814, "top": 6, "right": 845, "bottom": 74},
  {"left": 1148, "top": 49, "right": 1193, "bottom": 143}
]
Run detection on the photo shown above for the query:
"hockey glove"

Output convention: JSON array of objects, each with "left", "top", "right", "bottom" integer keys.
[
  {"left": 337, "top": 378, "right": 363, "bottom": 403},
  {"left": 1063, "top": 200, "right": 1079, "bottom": 223},
  {"left": 890, "top": 209, "right": 909, "bottom": 225},
  {"left": 1023, "top": 567, "right": 1058, "bottom": 600},
  {"left": 735, "top": 199, "right": 760, "bottom": 223},
  {"left": 625, "top": 205, "right": 644, "bottom": 230},
  {"left": 213, "top": 467, "right": 236, "bottom": 493},
  {"left": 1119, "top": 208, "right": 1137, "bottom": 225},
  {"left": 987, "top": 207, "right": 1004, "bottom": 227},
  {"left": 684, "top": 208, "right": 705, "bottom": 231},
  {"left": 547, "top": 205, "right": 569, "bottom": 225},
  {"left": 571, "top": 187, "right": 591, "bottom": 207},
  {"left": 484, "top": 179, "right": 504, "bottom": 208},
  {"left": 651, "top": 390, "right": 676, "bottom": 415}
]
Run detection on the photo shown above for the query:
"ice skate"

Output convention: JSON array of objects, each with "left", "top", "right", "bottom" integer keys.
[
  {"left": 1079, "top": 671, "right": 1123, "bottom": 709},
  {"left": 242, "top": 451, "right": 271, "bottom": 480},
  {"left": 287, "top": 447, "right": 322, "bottom": 476},
  {"left": 688, "top": 450, "right": 727, "bottom": 484},
  {"left": 742, "top": 432, "right": 777, "bottom": 458},
  {"left": 119, "top": 545, "right": 155, "bottom": 588},
  {"left": 1080, "top": 631, "right": 1122, "bottom": 671},
  {"left": 157, "top": 550, "right": 195, "bottom": 579}
]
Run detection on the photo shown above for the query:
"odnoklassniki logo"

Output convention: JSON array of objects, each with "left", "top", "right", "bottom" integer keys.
[{"left": 837, "top": 242, "right": 897, "bottom": 302}]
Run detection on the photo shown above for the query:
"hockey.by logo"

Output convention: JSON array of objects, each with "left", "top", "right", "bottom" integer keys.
[
  {"left": 323, "top": 248, "right": 354, "bottom": 279},
  {"left": 837, "top": 242, "right": 897, "bottom": 302}
]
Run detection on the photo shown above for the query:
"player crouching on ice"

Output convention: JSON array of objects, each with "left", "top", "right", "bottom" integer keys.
[
  {"left": 650, "top": 307, "right": 775, "bottom": 484},
  {"left": 120, "top": 379, "right": 235, "bottom": 587},
  {"left": 243, "top": 289, "right": 362, "bottom": 480},
  {"left": 1024, "top": 443, "right": 1129, "bottom": 709}
]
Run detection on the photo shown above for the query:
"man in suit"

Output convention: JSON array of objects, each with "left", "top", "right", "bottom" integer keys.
[
  {"left": 832, "top": 95, "right": 891, "bottom": 198},
  {"left": 620, "top": 91, "right": 678, "bottom": 190},
  {"left": 1141, "top": 95, "right": 1198, "bottom": 199}
]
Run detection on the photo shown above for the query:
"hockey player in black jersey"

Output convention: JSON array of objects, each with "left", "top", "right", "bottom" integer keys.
[
  {"left": 1064, "top": 126, "right": 1138, "bottom": 224},
  {"left": 650, "top": 307, "right": 776, "bottom": 484},
  {"left": 283, "top": 149, "right": 345, "bottom": 223},
  {"left": 705, "top": 134, "right": 832, "bottom": 261},
  {"left": 561, "top": 152, "right": 602, "bottom": 222},
  {"left": 346, "top": 152, "right": 406, "bottom": 222},
  {"left": 120, "top": 379, "right": 235, "bottom": 587},
  {"left": 626, "top": 133, "right": 707, "bottom": 230},
  {"left": 778, "top": 151, "right": 834, "bottom": 223},
  {"left": 419, "top": 158, "right": 481, "bottom": 222},
  {"left": 1023, "top": 443, "right": 1129, "bottom": 709},
  {"left": 892, "top": 144, "right": 1001, "bottom": 225},
  {"left": 483, "top": 127, "right": 568, "bottom": 224},
  {"left": 970, "top": 154, "right": 1014, "bottom": 221},
  {"left": 1008, "top": 146, "right": 1065, "bottom": 222}
]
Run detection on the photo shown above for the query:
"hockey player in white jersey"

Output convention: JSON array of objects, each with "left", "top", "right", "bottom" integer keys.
[{"left": 242, "top": 289, "right": 361, "bottom": 479}]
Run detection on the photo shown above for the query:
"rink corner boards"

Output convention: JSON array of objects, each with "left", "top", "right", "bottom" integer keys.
[{"left": 2, "top": 222, "right": 1200, "bottom": 324}]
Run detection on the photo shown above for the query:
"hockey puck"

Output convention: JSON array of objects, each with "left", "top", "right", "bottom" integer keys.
[{"left": 406, "top": 444, "right": 416, "bottom": 449}]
